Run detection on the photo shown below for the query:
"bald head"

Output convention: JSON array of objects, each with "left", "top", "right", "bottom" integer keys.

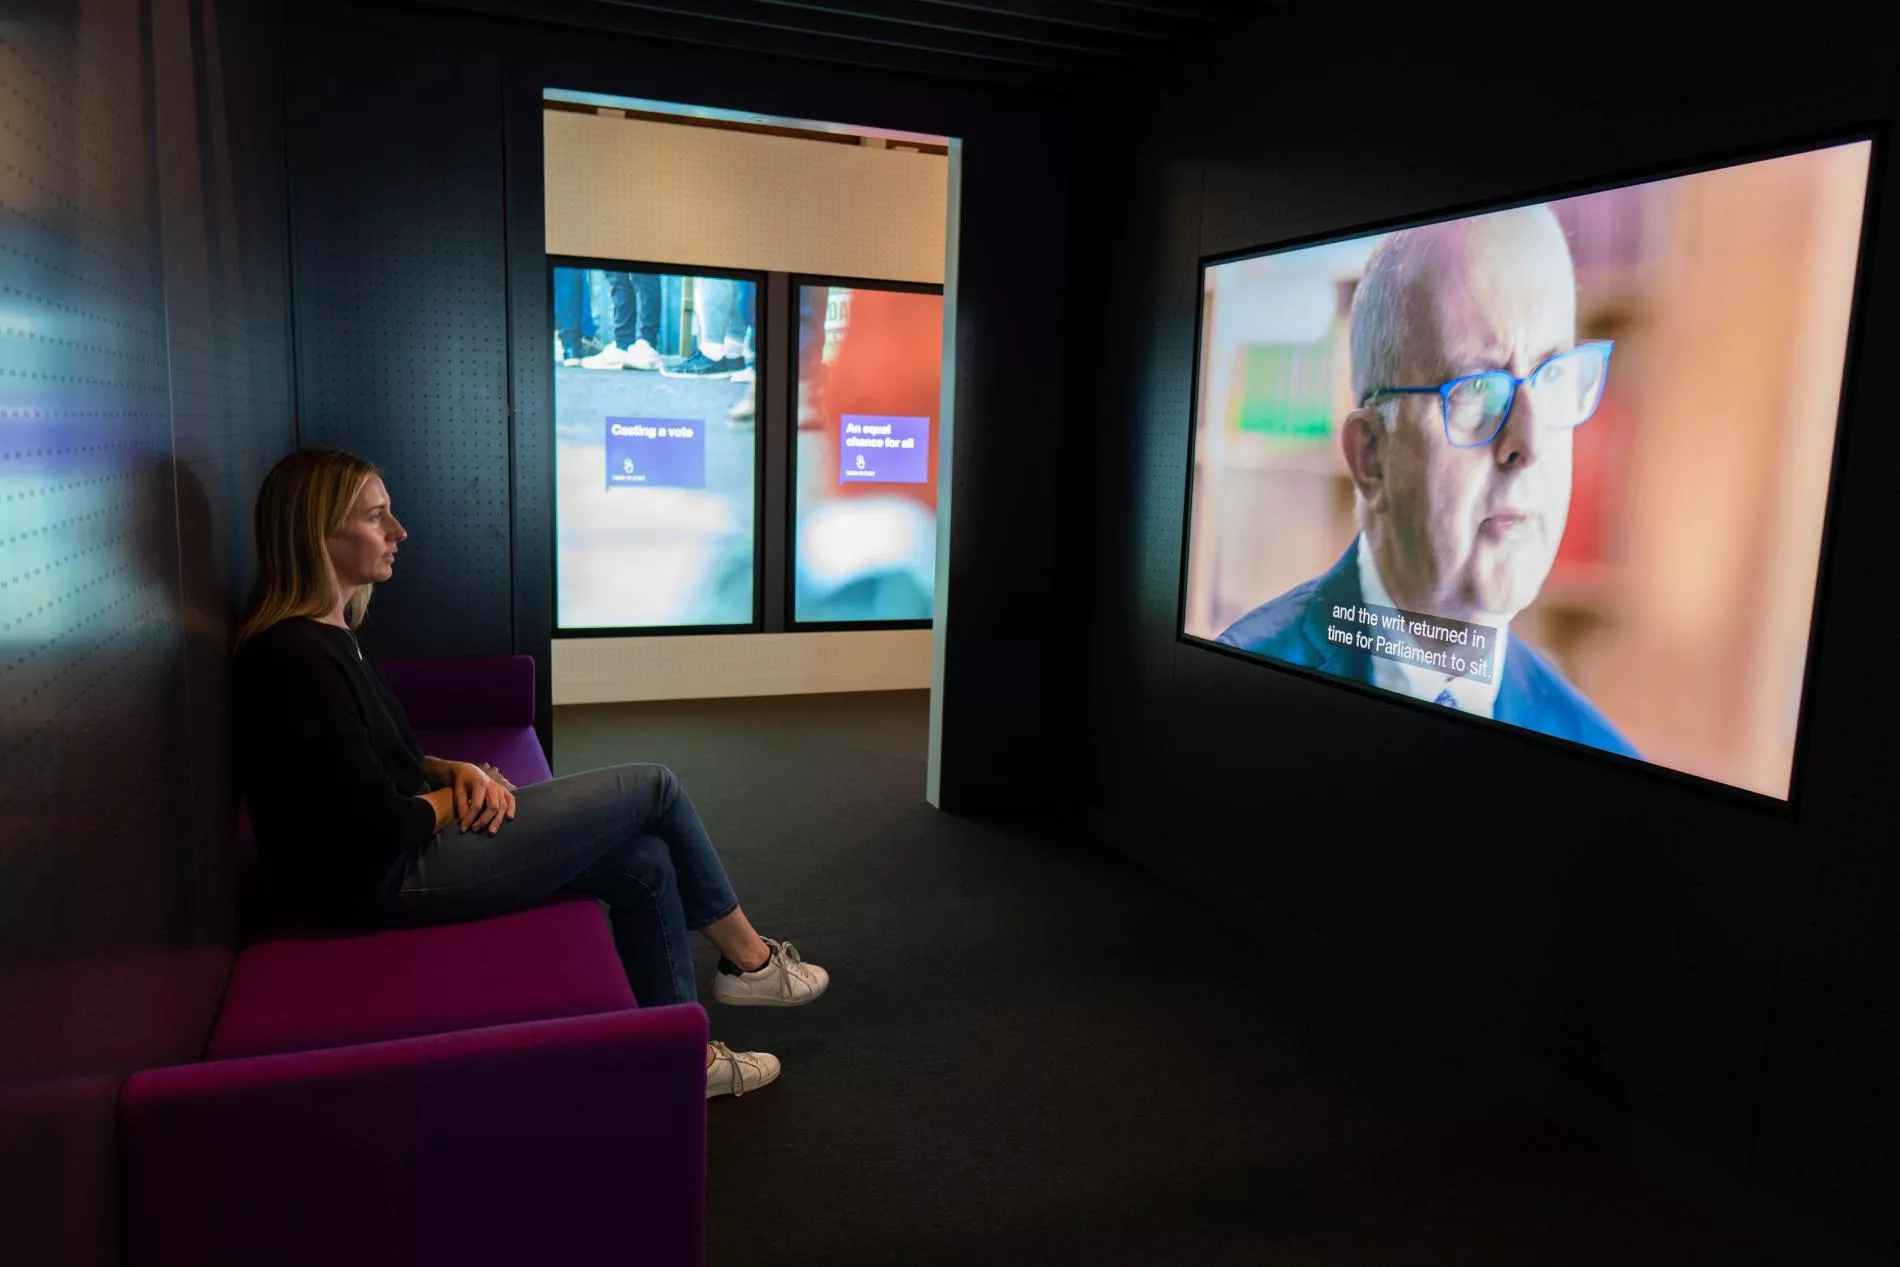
[
  {"left": 1338, "top": 204, "right": 1582, "bottom": 627},
  {"left": 1350, "top": 206, "right": 1577, "bottom": 410}
]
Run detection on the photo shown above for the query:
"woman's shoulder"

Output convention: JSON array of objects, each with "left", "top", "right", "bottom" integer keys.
[{"left": 234, "top": 617, "right": 349, "bottom": 673}]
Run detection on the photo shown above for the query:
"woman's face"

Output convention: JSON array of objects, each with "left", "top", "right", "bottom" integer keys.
[{"left": 326, "top": 474, "right": 407, "bottom": 589}]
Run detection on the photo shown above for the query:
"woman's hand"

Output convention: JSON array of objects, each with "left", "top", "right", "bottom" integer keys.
[
  {"left": 449, "top": 760, "right": 516, "bottom": 835},
  {"left": 476, "top": 762, "right": 517, "bottom": 791}
]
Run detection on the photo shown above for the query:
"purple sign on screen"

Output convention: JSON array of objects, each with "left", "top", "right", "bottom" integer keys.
[
  {"left": 839, "top": 414, "right": 930, "bottom": 485},
  {"left": 605, "top": 417, "right": 705, "bottom": 490}
]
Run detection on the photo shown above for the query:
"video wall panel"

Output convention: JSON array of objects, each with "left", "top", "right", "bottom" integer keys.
[
  {"left": 791, "top": 280, "right": 943, "bottom": 626},
  {"left": 1180, "top": 140, "right": 1873, "bottom": 799},
  {"left": 551, "top": 260, "right": 760, "bottom": 632}
]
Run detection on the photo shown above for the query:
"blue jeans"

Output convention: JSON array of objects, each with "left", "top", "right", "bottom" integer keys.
[
  {"left": 376, "top": 764, "right": 740, "bottom": 1006},
  {"left": 554, "top": 267, "right": 597, "bottom": 360},
  {"left": 693, "top": 277, "right": 754, "bottom": 356},
  {"left": 608, "top": 271, "right": 661, "bottom": 351}
]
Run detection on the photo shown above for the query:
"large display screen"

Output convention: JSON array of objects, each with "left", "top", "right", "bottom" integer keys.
[
  {"left": 1182, "top": 141, "right": 1871, "bottom": 799},
  {"left": 552, "top": 262, "right": 760, "bottom": 631},
  {"left": 792, "top": 281, "right": 943, "bottom": 624}
]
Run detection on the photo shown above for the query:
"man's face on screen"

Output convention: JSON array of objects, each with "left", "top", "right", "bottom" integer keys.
[{"left": 1378, "top": 215, "right": 1576, "bottom": 624}]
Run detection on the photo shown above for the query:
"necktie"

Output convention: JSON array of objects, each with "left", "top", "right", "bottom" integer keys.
[{"left": 1434, "top": 687, "right": 1459, "bottom": 709}]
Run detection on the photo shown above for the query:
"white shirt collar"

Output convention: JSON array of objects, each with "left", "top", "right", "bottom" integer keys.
[{"left": 1354, "top": 535, "right": 1510, "bottom": 718}]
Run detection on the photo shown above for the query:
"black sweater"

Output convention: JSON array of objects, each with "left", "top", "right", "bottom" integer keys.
[{"left": 232, "top": 617, "right": 438, "bottom": 921}]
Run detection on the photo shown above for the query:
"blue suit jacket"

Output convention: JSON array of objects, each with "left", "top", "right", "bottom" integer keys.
[{"left": 1216, "top": 540, "right": 1640, "bottom": 759}]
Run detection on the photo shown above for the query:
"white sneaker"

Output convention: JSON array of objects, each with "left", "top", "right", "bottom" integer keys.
[
  {"left": 730, "top": 365, "right": 755, "bottom": 384},
  {"left": 625, "top": 339, "right": 662, "bottom": 372},
  {"left": 706, "top": 1041, "right": 780, "bottom": 1099},
  {"left": 710, "top": 938, "right": 829, "bottom": 1007},
  {"left": 561, "top": 356, "right": 581, "bottom": 368},
  {"left": 578, "top": 343, "right": 628, "bottom": 370}
]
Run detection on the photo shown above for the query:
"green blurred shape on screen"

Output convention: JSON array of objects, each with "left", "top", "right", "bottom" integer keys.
[{"left": 1233, "top": 342, "right": 1335, "bottom": 441}]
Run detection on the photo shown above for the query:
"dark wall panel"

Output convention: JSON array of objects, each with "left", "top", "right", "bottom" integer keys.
[
  {"left": 932, "top": 128, "right": 1071, "bottom": 809},
  {"left": 500, "top": 72, "right": 551, "bottom": 744},
  {"left": 0, "top": 0, "right": 293, "bottom": 1262},
  {"left": 285, "top": 19, "right": 511, "bottom": 660},
  {"left": 0, "top": 8, "right": 192, "bottom": 1263},
  {"left": 1070, "top": 27, "right": 1899, "bottom": 1267},
  {"left": 1746, "top": 84, "right": 1900, "bottom": 1245}
]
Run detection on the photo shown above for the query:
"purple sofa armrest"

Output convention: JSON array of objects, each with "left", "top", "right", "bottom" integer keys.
[
  {"left": 120, "top": 1004, "right": 709, "bottom": 1267},
  {"left": 377, "top": 654, "right": 537, "bottom": 730}
]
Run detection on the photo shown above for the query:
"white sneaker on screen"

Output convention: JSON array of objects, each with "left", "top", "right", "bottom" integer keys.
[
  {"left": 579, "top": 343, "right": 629, "bottom": 369},
  {"left": 625, "top": 339, "right": 663, "bottom": 371}
]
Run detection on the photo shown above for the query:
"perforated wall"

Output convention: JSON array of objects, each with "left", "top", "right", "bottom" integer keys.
[
  {"left": 0, "top": 0, "right": 293, "bottom": 1262},
  {"left": 504, "top": 74, "right": 556, "bottom": 747},
  {"left": 544, "top": 109, "right": 948, "bottom": 283},
  {"left": 0, "top": 0, "right": 180, "bottom": 986},
  {"left": 552, "top": 629, "right": 930, "bottom": 704},
  {"left": 285, "top": 26, "right": 511, "bottom": 661}
]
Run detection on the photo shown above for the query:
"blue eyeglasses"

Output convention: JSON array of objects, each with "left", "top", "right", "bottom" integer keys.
[{"left": 1361, "top": 341, "right": 1614, "bottom": 449}]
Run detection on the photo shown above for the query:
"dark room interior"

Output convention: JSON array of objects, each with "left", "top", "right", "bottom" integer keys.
[{"left": 2, "top": 2, "right": 1897, "bottom": 1265}]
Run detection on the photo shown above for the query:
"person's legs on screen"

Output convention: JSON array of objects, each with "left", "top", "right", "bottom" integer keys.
[
  {"left": 553, "top": 268, "right": 596, "bottom": 362},
  {"left": 608, "top": 271, "right": 640, "bottom": 351},
  {"left": 662, "top": 278, "right": 738, "bottom": 377},
  {"left": 631, "top": 272, "right": 662, "bottom": 350},
  {"left": 580, "top": 273, "right": 660, "bottom": 371},
  {"left": 695, "top": 277, "right": 734, "bottom": 359},
  {"left": 726, "top": 281, "right": 754, "bottom": 360}
]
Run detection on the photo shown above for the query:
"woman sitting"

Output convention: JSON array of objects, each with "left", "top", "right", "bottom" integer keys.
[{"left": 231, "top": 447, "right": 823, "bottom": 1097}]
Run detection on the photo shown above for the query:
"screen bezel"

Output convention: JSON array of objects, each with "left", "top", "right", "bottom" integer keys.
[
  {"left": 1173, "top": 128, "right": 1887, "bottom": 815},
  {"left": 548, "top": 255, "right": 768, "bottom": 639},
  {"left": 784, "top": 273, "right": 945, "bottom": 633}
]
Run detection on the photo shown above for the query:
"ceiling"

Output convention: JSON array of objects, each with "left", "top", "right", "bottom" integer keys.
[{"left": 409, "top": 0, "right": 1276, "bottom": 91}]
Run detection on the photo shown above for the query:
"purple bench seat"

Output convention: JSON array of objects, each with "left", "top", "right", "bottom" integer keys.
[
  {"left": 204, "top": 893, "right": 635, "bottom": 1060},
  {"left": 119, "top": 655, "right": 707, "bottom": 1267}
]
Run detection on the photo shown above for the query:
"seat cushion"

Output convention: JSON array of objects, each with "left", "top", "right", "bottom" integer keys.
[
  {"left": 208, "top": 896, "right": 634, "bottom": 1061},
  {"left": 411, "top": 724, "right": 554, "bottom": 786}
]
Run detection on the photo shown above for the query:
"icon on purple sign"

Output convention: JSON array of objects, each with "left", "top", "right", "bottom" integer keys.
[
  {"left": 840, "top": 414, "right": 930, "bottom": 485},
  {"left": 605, "top": 416, "right": 706, "bottom": 490}
]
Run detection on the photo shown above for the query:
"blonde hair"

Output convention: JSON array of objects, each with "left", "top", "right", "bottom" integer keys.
[{"left": 234, "top": 448, "right": 381, "bottom": 650}]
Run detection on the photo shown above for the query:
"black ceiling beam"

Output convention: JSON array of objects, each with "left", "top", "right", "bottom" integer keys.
[
  {"left": 915, "top": 0, "right": 1214, "bottom": 41},
  {"left": 749, "top": 0, "right": 1152, "bottom": 59},
  {"left": 1089, "top": 0, "right": 1253, "bottom": 22},
  {"left": 588, "top": 0, "right": 1115, "bottom": 72},
  {"left": 405, "top": 0, "right": 1105, "bottom": 90}
]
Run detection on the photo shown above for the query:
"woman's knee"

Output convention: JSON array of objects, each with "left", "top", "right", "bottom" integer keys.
[
  {"left": 605, "top": 831, "right": 676, "bottom": 890},
  {"left": 618, "top": 761, "right": 679, "bottom": 805}
]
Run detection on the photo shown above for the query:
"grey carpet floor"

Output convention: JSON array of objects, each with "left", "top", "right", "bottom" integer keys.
[{"left": 554, "top": 690, "right": 1784, "bottom": 1267}]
